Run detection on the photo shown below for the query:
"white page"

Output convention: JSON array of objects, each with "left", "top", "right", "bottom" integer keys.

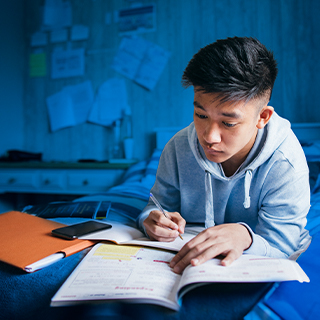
[
  {"left": 135, "top": 43, "right": 171, "bottom": 90},
  {"left": 46, "top": 90, "right": 76, "bottom": 132},
  {"left": 43, "top": 0, "right": 72, "bottom": 29},
  {"left": 62, "top": 81, "right": 94, "bottom": 124},
  {"left": 112, "top": 36, "right": 149, "bottom": 80},
  {"left": 51, "top": 243, "right": 181, "bottom": 310},
  {"left": 79, "top": 221, "right": 145, "bottom": 243},
  {"left": 178, "top": 254, "right": 310, "bottom": 292},
  {"left": 24, "top": 253, "right": 65, "bottom": 272},
  {"left": 88, "top": 78, "right": 128, "bottom": 126},
  {"left": 127, "top": 231, "right": 195, "bottom": 252},
  {"left": 112, "top": 36, "right": 170, "bottom": 90},
  {"left": 51, "top": 48, "right": 85, "bottom": 79},
  {"left": 80, "top": 225, "right": 203, "bottom": 252}
]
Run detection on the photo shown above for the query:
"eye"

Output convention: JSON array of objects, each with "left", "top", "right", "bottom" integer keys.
[
  {"left": 222, "top": 121, "right": 236, "bottom": 128},
  {"left": 195, "top": 112, "right": 208, "bottom": 119}
]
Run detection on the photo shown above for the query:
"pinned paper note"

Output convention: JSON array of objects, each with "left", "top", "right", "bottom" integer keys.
[
  {"left": 118, "top": 4, "right": 156, "bottom": 35},
  {"left": 88, "top": 78, "right": 128, "bottom": 127},
  {"left": 51, "top": 47, "right": 85, "bottom": 79},
  {"left": 46, "top": 90, "right": 76, "bottom": 132},
  {"left": 29, "top": 52, "right": 47, "bottom": 77},
  {"left": 43, "top": 0, "right": 72, "bottom": 30},
  {"left": 112, "top": 37, "right": 149, "bottom": 81},
  {"left": 46, "top": 81, "right": 94, "bottom": 132},
  {"left": 112, "top": 36, "right": 170, "bottom": 90},
  {"left": 64, "top": 81, "right": 94, "bottom": 124}
]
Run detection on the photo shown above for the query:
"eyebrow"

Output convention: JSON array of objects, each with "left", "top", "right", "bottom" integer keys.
[
  {"left": 193, "top": 101, "right": 242, "bottom": 119},
  {"left": 220, "top": 111, "right": 242, "bottom": 119},
  {"left": 193, "top": 101, "right": 206, "bottom": 111}
]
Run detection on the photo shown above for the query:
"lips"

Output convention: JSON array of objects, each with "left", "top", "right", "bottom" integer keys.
[{"left": 205, "top": 146, "right": 223, "bottom": 154}]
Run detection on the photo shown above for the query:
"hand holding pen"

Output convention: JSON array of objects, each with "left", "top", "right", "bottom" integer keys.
[{"left": 144, "top": 193, "right": 185, "bottom": 241}]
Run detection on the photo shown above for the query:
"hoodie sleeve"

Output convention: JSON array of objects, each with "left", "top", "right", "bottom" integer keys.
[
  {"left": 243, "top": 156, "right": 311, "bottom": 259},
  {"left": 137, "top": 139, "right": 181, "bottom": 233}
]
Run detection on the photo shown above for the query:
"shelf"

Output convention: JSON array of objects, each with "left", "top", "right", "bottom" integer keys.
[{"left": 0, "top": 160, "right": 138, "bottom": 170}]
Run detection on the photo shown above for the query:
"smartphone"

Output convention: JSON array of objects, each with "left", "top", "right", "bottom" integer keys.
[{"left": 52, "top": 221, "right": 112, "bottom": 240}]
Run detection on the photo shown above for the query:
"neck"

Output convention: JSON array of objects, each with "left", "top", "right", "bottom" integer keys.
[{"left": 221, "top": 128, "right": 258, "bottom": 177}]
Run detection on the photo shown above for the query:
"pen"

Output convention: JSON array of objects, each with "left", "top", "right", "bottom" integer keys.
[{"left": 149, "top": 192, "right": 183, "bottom": 240}]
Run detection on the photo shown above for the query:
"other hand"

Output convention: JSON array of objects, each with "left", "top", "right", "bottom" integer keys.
[
  {"left": 143, "top": 210, "right": 186, "bottom": 242},
  {"left": 169, "top": 223, "right": 252, "bottom": 274}
]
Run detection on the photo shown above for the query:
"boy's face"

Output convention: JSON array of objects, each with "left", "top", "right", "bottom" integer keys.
[{"left": 193, "top": 89, "right": 273, "bottom": 175}]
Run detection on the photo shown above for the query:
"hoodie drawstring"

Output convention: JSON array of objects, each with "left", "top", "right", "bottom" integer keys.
[
  {"left": 205, "top": 171, "right": 215, "bottom": 228},
  {"left": 243, "top": 169, "right": 253, "bottom": 209}
]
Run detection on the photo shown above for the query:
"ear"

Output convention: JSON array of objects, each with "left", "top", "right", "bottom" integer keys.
[{"left": 256, "top": 106, "right": 274, "bottom": 129}]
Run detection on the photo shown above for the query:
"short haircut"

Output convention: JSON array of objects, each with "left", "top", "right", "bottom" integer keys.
[{"left": 182, "top": 37, "right": 278, "bottom": 103}]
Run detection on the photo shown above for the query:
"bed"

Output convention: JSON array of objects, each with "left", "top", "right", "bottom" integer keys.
[{"left": 1, "top": 125, "right": 320, "bottom": 320}]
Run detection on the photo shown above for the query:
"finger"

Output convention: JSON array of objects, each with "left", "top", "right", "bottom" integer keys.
[
  {"left": 171, "top": 238, "right": 214, "bottom": 273},
  {"left": 151, "top": 224, "right": 180, "bottom": 240},
  {"left": 173, "top": 245, "right": 214, "bottom": 273},
  {"left": 147, "top": 210, "right": 179, "bottom": 231},
  {"left": 172, "top": 234, "right": 238, "bottom": 273},
  {"left": 168, "top": 212, "right": 186, "bottom": 234},
  {"left": 192, "top": 244, "right": 242, "bottom": 268},
  {"left": 152, "top": 211, "right": 181, "bottom": 231},
  {"left": 190, "top": 243, "right": 228, "bottom": 267},
  {"left": 144, "top": 221, "right": 180, "bottom": 241},
  {"left": 169, "top": 231, "right": 209, "bottom": 267},
  {"left": 220, "top": 250, "right": 241, "bottom": 267}
]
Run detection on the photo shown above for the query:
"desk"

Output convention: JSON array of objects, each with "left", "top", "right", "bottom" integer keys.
[{"left": 0, "top": 161, "right": 136, "bottom": 212}]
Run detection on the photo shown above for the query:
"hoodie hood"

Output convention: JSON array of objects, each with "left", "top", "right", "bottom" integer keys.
[{"left": 187, "top": 112, "right": 291, "bottom": 227}]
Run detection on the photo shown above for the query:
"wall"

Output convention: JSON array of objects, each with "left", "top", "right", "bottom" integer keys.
[
  {"left": 0, "top": 1, "right": 25, "bottom": 156},
  {"left": 18, "top": 0, "right": 320, "bottom": 161}
]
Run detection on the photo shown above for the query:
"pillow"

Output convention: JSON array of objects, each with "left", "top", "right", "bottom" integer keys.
[{"left": 119, "top": 160, "right": 148, "bottom": 183}]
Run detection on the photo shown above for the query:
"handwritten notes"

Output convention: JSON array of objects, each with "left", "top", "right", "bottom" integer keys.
[
  {"left": 46, "top": 81, "right": 94, "bottom": 132},
  {"left": 112, "top": 36, "right": 170, "bottom": 91},
  {"left": 88, "top": 78, "right": 128, "bottom": 127}
]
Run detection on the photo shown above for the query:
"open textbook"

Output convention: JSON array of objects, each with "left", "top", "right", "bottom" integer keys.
[
  {"left": 78, "top": 221, "right": 204, "bottom": 252},
  {"left": 51, "top": 243, "right": 309, "bottom": 311}
]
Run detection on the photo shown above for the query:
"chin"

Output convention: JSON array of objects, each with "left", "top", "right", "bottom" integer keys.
[{"left": 204, "top": 152, "right": 226, "bottom": 163}]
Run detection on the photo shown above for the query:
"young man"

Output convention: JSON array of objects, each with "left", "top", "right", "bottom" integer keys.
[{"left": 138, "top": 37, "right": 311, "bottom": 274}]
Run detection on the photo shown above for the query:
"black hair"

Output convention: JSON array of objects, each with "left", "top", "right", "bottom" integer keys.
[{"left": 182, "top": 37, "right": 278, "bottom": 102}]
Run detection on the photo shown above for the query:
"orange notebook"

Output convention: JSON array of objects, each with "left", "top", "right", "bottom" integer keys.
[{"left": 0, "top": 211, "right": 96, "bottom": 272}]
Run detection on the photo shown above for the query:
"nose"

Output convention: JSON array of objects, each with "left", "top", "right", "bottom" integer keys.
[{"left": 203, "top": 123, "right": 221, "bottom": 145}]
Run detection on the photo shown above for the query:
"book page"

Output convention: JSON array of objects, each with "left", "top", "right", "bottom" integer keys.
[
  {"left": 178, "top": 254, "right": 310, "bottom": 295},
  {"left": 127, "top": 231, "right": 196, "bottom": 252},
  {"left": 125, "top": 225, "right": 204, "bottom": 251},
  {"left": 79, "top": 221, "right": 145, "bottom": 242},
  {"left": 81, "top": 224, "right": 204, "bottom": 252},
  {"left": 51, "top": 243, "right": 182, "bottom": 310}
]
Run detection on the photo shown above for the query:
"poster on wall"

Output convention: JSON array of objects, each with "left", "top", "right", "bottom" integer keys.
[
  {"left": 29, "top": 52, "right": 47, "bottom": 77},
  {"left": 112, "top": 36, "right": 170, "bottom": 91},
  {"left": 42, "top": 0, "right": 72, "bottom": 30},
  {"left": 51, "top": 47, "right": 85, "bottom": 79},
  {"left": 88, "top": 78, "right": 128, "bottom": 127},
  {"left": 46, "top": 81, "right": 94, "bottom": 132},
  {"left": 118, "top": 4, "right": 156, "bottom": 35}
]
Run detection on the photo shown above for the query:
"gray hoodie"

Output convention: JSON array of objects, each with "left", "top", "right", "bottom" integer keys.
[{"left": 138, "top": 112, "right": 311, "bottom": 258}]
